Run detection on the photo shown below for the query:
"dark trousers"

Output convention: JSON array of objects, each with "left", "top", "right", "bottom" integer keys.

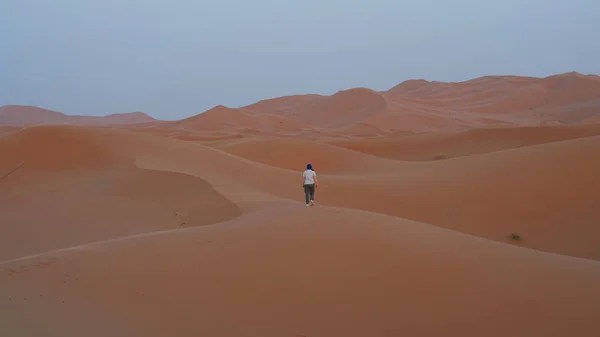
[{"left": 304, "top": 184, "right": 315, "bottom": 204}]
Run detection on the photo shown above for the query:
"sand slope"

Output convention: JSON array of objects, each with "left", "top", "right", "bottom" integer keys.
[
  {"left": 326, "top": 124, "right": 600, "bottom": 160},
  {"left": 212, "top": 136, "right": 405, "bottom": 174},
  {"left": 280, "top": 88, "right": 389, "bottom": 128},
  {"left": 245, "top": 88, "right": 389, "bottom": 128},
  {"left": 0, "top": 126, "right": 241, "bottom": 261},
  {"left": 159, "top": 88, "right": 390, "bottom": 137},
  {"left": 162, "top": 105, "right": 313, "bottom": 135},
  {"left": 243, "top": 94, "right": 323, "bottom": 115},
  {"left": 2, "top": 205, "right": 600, "bottom": 337},
  {"left": 319, "top": 137, "right": 600, "bottom": 260}
]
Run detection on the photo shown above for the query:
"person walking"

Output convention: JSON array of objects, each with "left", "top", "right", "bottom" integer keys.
[{"left": 302, "top": 164, "right": 318, "bottom": 206}]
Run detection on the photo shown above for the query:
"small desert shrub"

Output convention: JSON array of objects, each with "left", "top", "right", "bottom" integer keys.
[{"left": 509, "top": 232, "right": 522, "bottom": 241}]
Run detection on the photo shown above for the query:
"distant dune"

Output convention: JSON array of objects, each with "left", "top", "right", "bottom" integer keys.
[
  {"left": 243, "top": 94, "right": 323, "bottom": 115},
  {"left": 2, "top": 71, "right": 600, "bottom": 336},
  {"left": 245, "top": 71, "right": 600, "bottom": 134},
  {"left": 381, "top": 72, "right": 600, "bottom": 130},
  {"left": 247, "top": 88, "right": 388, "bottom": 129},
  {"left": 0, "top": 105, "right": 156, "bottom": 127},
  {"left": 4, "top": 72, "right": 600, "bottom": 135},
  {"left": 163, "top": 105, "right": 313, "bottom": 134}
]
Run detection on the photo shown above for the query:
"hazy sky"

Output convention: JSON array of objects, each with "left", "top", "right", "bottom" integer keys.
[{"left": 1, "top": 0, "right": 598, "bottom": 120}]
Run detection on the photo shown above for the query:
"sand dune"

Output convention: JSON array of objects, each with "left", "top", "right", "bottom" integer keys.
[
  {"left": 0, "top": 125, "right": 130, "bottom": 173},
  {"left": 386, "top": 72, "right": 600, "bottom": 111},
  {"left": 387, "top": 78, "right": 431, "bottom": 94},
  {"left": 5, "top": 72, "right": 599, "bottom": 136},
  {"left": 3, "top": 71, "right": 600, "bottom": 336},
  {"left": 0, "top": 126, "right": 241, "bottom": 261},
  {"left": 4, "top": 125, "right": 591, "bottom": 261},
  {"left": 0, "top": 105, "right": 65, "bottom": 126},
  {"left": 315, "top": 138, "right": 600, "bottom": 260},
  {"left": 212, "top": 136, "right": 405, "bottom": 174},
  {"left": 3, "top": 125, "right": 598, "bottom": 261},
  {"left": 0, "top": 105, "right": 156, "bottom": 127},
  {"left": 2, "top": 205, "right": 600, "bottom": 337},
  {"left": 245, "top": 72, "right": 600, "bottom": 134},
  {"left": 380, "top": 72, "right": 600, "bottom": 130},
  {"left": 161, "top": 105, "right": 313, "bottom": 135},
  {"left": 249, "top": 88, "right": 389, "bottom": 129},
  {"left": 327, "top": 124, "right": 600, "bottom": 160},
  {"left": 130, "top": 128, "right": 600, "bottom": 260},
  {"left": 243, "top": 94, "right": 323, "bottom": 115},
  {"left": 0, "top": 166, "right": 241, "bottom": 261}
]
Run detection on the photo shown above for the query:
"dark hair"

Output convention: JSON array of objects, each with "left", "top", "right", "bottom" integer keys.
[{"left": 307, "top": 163, "right": 313, "bottom": 170}]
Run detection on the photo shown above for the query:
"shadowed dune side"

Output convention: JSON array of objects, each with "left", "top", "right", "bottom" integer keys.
[
  {"left": 211, "top": 136, "right": 406, "bottom": 174},
  {"left": 326, "top": 124, "right": 600, "bottom": 160},
  {"left": 1, "top": 206, "right": 600, "bottom": 337},
  {"left": 0, "top": 125, "right": 131, "bottom": 175},
  {"left": 0, "top": 126, "right": 241, "bottom": 261}
]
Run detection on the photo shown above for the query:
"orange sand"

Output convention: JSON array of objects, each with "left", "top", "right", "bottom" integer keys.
[
  {"left": 326, "top": 124, "right": 600, "bottom": 160},
  {"left": 2, "top": 71, "right": 600, "bottom": 336}
]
